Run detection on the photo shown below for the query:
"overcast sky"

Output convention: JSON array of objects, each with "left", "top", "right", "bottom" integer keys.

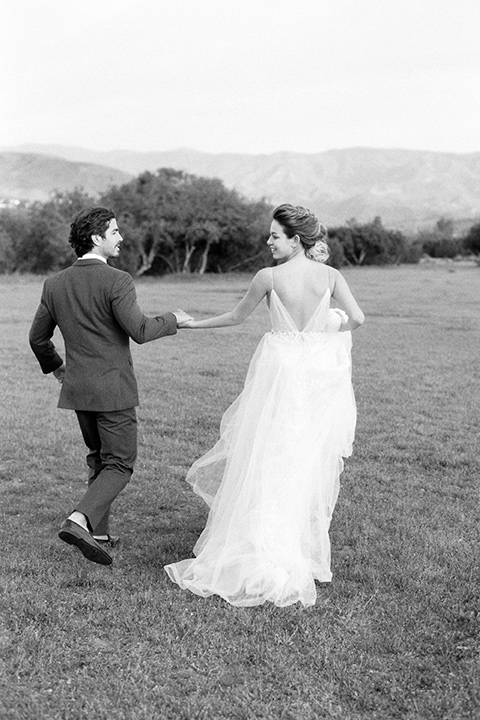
[{"left": 2, "top": 0, "right": 479, "bottom": 155}]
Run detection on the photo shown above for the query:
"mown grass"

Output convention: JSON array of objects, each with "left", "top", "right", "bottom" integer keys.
[{"left": 0, "top": 262, "right": 479, "bottom": 719}]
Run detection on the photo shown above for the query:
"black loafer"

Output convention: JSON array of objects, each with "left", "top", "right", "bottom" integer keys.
[{"left": 59, "top": 520, "right": 112, "bottom": 565}]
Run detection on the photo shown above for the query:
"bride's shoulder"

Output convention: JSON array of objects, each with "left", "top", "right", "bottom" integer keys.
[
  {"left": 252, "top": 267, "right": 273, "bottom": 287},
  {"left": 311, "top": 263, "right": 339, "bottom": 295},
  {"left": 326, "top": 265, "right": 340, "bottom": 278}
]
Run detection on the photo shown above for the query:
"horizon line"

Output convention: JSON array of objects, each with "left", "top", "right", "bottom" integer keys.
[{"left": 2, "top": 143, "right": 480, "bottom": 158}]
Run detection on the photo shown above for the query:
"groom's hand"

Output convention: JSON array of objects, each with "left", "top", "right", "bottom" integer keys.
[
  {"left": 173, "top": 309, "right": 194, "bottom": 326},
  {"left": 53, "top": 363, "right": 66, "bottom": 384}
]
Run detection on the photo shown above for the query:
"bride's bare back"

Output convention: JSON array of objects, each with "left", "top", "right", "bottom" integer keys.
[
  {"left": 271, "top": 254, "right": 363, "bottom": 332},
  {"left": 271, "top": 255, "right": 333, "bottom": 331}
]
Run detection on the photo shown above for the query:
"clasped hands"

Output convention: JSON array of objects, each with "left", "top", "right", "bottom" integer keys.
[{"left": 174, "top": 309, "right": 195, "bottom": 328}]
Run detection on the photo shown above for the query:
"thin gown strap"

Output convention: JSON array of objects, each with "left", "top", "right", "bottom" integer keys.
[
  {"left": 271, "top": 267, "right": 274, "bottom": 292},
  {"left": 326, "top": 265, "right": 335, "bottom": 295}
]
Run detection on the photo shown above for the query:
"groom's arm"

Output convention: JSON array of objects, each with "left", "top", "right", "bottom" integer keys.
[
  {"left": 29, "top": 287, "right": 64, "bottom": 374},
  {"left": 110, "top": 272, "right": 179, "bottom": 343}
]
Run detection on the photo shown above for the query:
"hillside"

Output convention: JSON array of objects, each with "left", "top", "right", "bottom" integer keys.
[
  {"left": 2, "top": 145, "right": 480, "bottom": 231},
  {"left": 0, "top": 152, "right": 132, "bottom": 203}
]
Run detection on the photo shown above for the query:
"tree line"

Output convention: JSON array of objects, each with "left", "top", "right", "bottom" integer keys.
[{"left": 1, "top": 168, "right": 479, "bottom": 275}]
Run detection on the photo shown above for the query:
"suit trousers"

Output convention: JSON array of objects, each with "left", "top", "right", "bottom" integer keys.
[{"left": 74, "top": 408, "right": 137, "bottom": 533}]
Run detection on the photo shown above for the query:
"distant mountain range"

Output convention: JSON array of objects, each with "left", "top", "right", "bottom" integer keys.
[
  {"left": 1, "top": 144, "right": 480, "bottom": 232},
  {"left": 0, "top": 151, "right": 131, "bottom": 203}
]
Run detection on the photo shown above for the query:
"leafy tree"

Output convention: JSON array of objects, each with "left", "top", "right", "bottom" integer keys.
[
  {"left": 101, "top": 169, "right": 272, "bottom": 276},
  {"left": 401, "top": 238, "right": 424, "bottom": 264},
  {"left": 0, "top": 189, "right": 98, "bottom": 274},
  {"left": 329, "top": 217, "right": 408, "bottom": 266},
  {"left": 14, "top": 202, "right": 73, "bottom": 273},
  {"left": 418, "top": 217, "right": 464, "bottom": 258},
  {"left": 325, "top": 235, "right": 345, "bottom": 268},
  {"left": 170, "top": 175, "right": 228, "bottom": 274},
  {"left": 0, "top": 228, "right": 16, "bottom": 274},
  {"left": 207, "top": 197, "right": 272, "bottom": 273},
  {"left": 48, "top": 188, "right": 98, "bottom": 224},
  {"left": 0, "top": 205, "right": 30, "bottom": 273},
  {"left": 101, "top": 169, "right": 191, "bottom": 275},
  {"left": 463, "top": 222, "right": 480, "bottom": 255}
]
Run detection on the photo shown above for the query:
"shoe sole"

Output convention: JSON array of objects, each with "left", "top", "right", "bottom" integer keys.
[{"left": 59, "top": 530, "right": 112, "bottom": 566}]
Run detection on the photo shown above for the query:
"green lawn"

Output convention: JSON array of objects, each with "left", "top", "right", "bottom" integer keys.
[{"left": 0, "top": 263, "right": 479, "bottom": 719}]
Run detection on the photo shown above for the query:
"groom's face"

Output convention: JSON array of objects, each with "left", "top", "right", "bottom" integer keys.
[{"left": 93, "top": 219, "right": 123, "bottom": 259}]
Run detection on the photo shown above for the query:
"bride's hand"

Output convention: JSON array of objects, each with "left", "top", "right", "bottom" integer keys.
[
  {"left": 326, "top": 309, "right": 347, "bottom": 333},
  {"left": 178, "top": 319, "right": 196, "bottom": 328}
]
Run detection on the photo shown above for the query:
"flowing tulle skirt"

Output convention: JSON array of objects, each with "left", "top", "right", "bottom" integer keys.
[{"left": 165, "top": 330, "right": 356, "bottom": 607}]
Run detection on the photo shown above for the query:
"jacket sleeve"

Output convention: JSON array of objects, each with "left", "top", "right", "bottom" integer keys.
[
  {"left": 111, "top": 272, "right": 178, "bottom": 344},
  {"left": 29, "top": 286, "right": 64, "bottom": 374}
]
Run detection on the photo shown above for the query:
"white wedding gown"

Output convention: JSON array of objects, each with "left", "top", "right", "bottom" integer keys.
[{"left": 165, "top": 281, "right": 356, "bottom": 607}]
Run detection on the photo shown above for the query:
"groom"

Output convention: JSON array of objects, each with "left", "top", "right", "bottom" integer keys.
[{"left": 29, "top": 206, "right": 192, "bottom": 566}]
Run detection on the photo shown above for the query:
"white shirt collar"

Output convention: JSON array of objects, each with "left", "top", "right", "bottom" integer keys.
[{"left": 78, "top": 252, "right": 107, "bottom": 263}]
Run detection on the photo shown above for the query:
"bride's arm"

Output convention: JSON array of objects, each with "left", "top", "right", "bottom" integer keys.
[
  {"left": 330, "top": 269, "right": 365, "bottom": 331},
  {"left": 181, "top": 269, "right": 271, "bottom": 329}
]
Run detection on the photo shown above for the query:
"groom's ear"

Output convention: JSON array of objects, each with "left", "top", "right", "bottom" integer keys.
[{"left": 92, "top": 234, "right": 101, "bottom": 246}]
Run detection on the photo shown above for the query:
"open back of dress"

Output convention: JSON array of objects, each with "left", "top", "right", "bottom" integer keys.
[{"left": 165, "top": 279, "right": 357, "bottom": 607}]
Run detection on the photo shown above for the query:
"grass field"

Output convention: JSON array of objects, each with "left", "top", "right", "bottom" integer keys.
[{"left": 0, "top": 262, "right": 479, "bottom": 720}]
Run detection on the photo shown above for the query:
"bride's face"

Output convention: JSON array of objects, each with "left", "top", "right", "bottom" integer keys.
[{"left": 267, "top": 220, "right": 299, "bottom": 262}]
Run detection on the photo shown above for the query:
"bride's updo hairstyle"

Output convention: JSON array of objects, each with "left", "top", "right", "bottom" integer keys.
[{"left": 273, "top": 203, "right": 329, "bottom": 263}]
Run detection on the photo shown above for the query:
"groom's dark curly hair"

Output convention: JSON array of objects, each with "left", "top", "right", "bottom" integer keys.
[{"left": 69, "top": 206, "right": 115, "bottom": 257}]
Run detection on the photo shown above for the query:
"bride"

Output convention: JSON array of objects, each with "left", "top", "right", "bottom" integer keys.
[{"left": 165, "top": 204, "right": 365, "bottom": 607}]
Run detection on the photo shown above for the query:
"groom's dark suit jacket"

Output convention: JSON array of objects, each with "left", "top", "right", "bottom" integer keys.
[{"left": 29, "top": 259, "right": 177, "bottom": 411}]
